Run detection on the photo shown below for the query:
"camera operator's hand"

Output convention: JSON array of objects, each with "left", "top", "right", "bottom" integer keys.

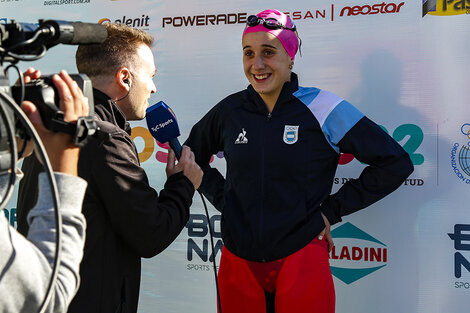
[
  {"left": 14, "top": 67, "right": 41, "bottom": 87},
  {"left": 21, "top": 70, "right": 89, "bottom": 176},
  {"left": 22, "top": 67, "right": 41, "bottom": 83},
  {"left": 13, "top": 68, "right": 43, "bottom": 158}
]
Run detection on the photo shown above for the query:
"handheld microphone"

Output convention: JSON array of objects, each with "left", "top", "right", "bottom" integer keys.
[
  {"left": 146, "top": 103, "right": 222, "bottom": 312},
  {"left": 145, "top": 101, "right": 182, "bottom": 159}
]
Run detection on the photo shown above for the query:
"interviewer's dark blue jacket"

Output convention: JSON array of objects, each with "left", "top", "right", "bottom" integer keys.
[{"left": 185, "top": 73, "right": 413, "bottom": 262}]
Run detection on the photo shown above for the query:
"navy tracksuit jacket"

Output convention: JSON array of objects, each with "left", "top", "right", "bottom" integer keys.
[{"left": 185, "top": 73, "right": 413, "bottom": 262}]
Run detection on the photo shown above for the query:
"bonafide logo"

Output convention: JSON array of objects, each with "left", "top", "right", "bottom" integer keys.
[
  {"left": 185, "top": 214, "right": 223, "bottom": 271},
  {"left": 330, "top": 222, "right": 388, "bottom": 284},
  {"left": 449, "top": 224, "right": 470, "bottom": 290}
]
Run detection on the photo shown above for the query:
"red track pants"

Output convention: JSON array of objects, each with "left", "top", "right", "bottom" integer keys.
[{"left": 217, "top": 237, "right": 335, "bottom": 313}]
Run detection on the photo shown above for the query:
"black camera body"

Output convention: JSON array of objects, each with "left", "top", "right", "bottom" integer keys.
[{"left": 11, "top": 74, "right": 94, "bottom": 132}]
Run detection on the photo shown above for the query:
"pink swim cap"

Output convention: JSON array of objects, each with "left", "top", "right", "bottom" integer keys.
[{"left": 242, "top": 9, "right": 299, "bottom": 60}]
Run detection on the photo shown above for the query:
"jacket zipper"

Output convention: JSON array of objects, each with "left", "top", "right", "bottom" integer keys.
[{"left": 260, "top": 111, "right": 272, "bottom": 262}]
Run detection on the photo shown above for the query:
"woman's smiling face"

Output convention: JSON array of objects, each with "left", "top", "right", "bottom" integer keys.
[{"left": 242, "top": 31, "right": 292, "bottom": 102}]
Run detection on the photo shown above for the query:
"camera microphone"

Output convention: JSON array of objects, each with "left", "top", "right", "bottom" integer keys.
[
  {"left": 1, "top": 20, "right": 107, "bottom": 57},
  {"left": 38, "top": 20, "right": 108, "bottom": 46},
  {"left": 145, "top": 101, "right": 182, "bottom": 159}
]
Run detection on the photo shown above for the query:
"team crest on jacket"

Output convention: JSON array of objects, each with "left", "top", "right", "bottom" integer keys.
[{"left": 283, "top": 125, "right": 299, "bottom": 144}]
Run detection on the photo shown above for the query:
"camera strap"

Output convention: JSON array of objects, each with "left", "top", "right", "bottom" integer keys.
[{"left": 49, "top": 116, "right": 109, "bottom": 147}]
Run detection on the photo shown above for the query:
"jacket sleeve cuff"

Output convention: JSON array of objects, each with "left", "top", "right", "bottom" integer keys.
[
  {"left": 165, "top": 171, "right": 195, "bottom": 200},
  {"left": 198, "top": 165, "right": 225, "bottom": 212},
  {"left": 320, "top": 196, "right": 342, "bottom": 226}
]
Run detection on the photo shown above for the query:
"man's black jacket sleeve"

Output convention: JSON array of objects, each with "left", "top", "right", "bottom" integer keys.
[{"left": 80, "top": 128, "right": 195, "bottom": 258}]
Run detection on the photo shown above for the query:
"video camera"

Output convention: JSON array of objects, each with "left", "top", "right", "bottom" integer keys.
[
  {"left": 0, "top": 19, "right": 109, "bottom": 170},
  {"left": 0, "top": 18, "right": 107, "bottom": 197},
  {"left": 11, "top": 73, "right": 96, "bottom": 141},
  {"left": 0, "top": 19, "right": 108, "bottom": 144}
]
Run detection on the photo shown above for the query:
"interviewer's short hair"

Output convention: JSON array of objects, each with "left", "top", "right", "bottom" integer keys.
[{"left": 76, "top": 23, "right": 154, "bottom": 79}]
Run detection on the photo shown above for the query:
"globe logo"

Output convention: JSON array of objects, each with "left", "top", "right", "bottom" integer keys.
[
  {"left": 459, "top": 146, "right": 470, "bottom": 176},
  {"left": 459, "top": 124, "right": 470, "bottom": 176},
  {"left": 450, "top": 124, "right": 470, "bottom": 185}
]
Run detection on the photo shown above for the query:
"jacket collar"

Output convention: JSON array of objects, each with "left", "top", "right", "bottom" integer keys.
[
  {"left": 246, "top": 72, "right": 300, "bottom": 113},
  {"left": 93, "top": 89, "right": 131, "bottom": 134}
]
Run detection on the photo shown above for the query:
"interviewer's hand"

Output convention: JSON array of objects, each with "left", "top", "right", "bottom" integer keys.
[
  {"left": 21, "top": 70, "right": 89, "bottom": 175},
  {"left": 319, "top": 212, "right": 334, "bottom": 253},
  {"left": 166, "top": 146, "right": 203, "bottom": 190}
]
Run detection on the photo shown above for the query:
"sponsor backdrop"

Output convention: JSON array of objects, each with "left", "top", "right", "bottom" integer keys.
[{"left": 1, "top": 0, "right": 469, "bottom": 312}]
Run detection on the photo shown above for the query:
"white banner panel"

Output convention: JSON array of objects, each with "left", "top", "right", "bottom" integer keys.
[{"left": 1, "top": 0, "right": 469, "bottom": 312}]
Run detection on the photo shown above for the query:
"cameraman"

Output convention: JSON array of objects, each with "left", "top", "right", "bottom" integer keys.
[{"left": 0, "top": 70, "right": 88, "bottom": 313}]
